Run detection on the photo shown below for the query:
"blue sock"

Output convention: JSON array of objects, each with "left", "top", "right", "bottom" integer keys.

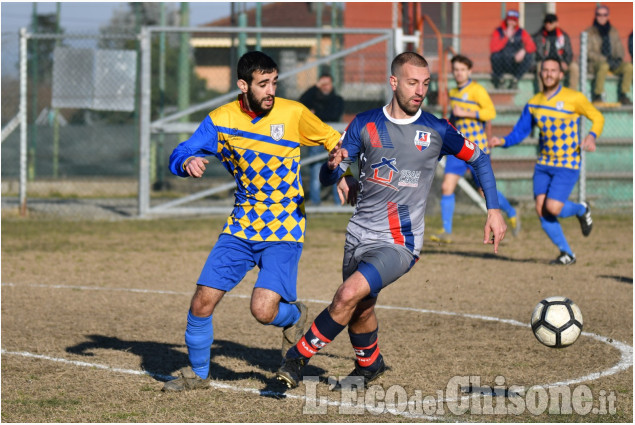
[
  {"left": 559, "top": 201, "right": 584, "bottom": 218},
  {"left": 440, "top": 194, "right": 455, "bottom": 233},
  {"left": 497, "top": 190, "right": 516, "bottom": 218},
  {"left": 540, "top": 215, "right": 573, "bottom": 256},
  {"left": 269, "top": 302, "right": 300, "bottom": 328},
  {"left": 184, "top": 310, "right": 213, "bottom": 379}
]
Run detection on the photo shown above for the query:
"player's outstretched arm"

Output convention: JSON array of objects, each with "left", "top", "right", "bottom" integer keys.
[{"left": 483, "top": 209, "right": 506, "bottom": 253}]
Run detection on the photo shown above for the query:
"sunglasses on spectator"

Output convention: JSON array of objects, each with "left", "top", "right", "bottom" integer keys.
[{"left": 596, "top": 13, "right": 609, "bottom": 17}]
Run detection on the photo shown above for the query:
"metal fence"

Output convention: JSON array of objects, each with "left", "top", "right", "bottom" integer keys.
[{"left": 1, "top": 27, "right": 632, "bottom": 219}]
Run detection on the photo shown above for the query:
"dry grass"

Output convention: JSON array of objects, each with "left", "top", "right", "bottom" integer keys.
[{"left": 1, "top": 212, "right": 632, "bottom": 422}]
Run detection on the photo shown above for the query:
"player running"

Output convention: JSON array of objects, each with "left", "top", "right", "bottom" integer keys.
[
  {"left": 431, "top": 54, "right": 519, "bottom": 244},
  {"left": 276, "top": 52, "right": 507, "bottom": 389},
  {"left": 490, "top": 57, "right": 604, "bottom": 265},
  {"left": 163, "top": 51, "right": 343, "bottom": 391}
]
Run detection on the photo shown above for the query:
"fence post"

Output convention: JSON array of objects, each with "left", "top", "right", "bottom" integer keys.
[
  {"left": 138, "top": 27, "right": 151, "bottom": 217},
  {"left": 19, "top": 28, "right": 28, "bottom": 216},
  {"left": 579, "top": 32, "right": 588, "bottom": 204}
]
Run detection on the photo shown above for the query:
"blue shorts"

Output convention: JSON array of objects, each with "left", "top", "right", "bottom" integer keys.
[
  {"left": 533, "top": 163, "right": 580, "bottom": 203},
  {"left": 445, "top": 155, "right": 482, "bottom": 188},
  {"left": 197, "top": 234, "right": 302, "bottom": 302}
]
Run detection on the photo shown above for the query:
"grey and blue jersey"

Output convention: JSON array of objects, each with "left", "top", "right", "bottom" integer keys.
[{"left": 321, "top": 106, "right": 499, "bottom": 258}]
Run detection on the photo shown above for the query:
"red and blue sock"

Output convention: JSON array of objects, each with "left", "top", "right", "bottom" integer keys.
[
  {"left": 349, "top": 327, "right": 383, "bottom": 372},
  {"left": 286, "top": 308, "right": 345, "bottom": 359}
]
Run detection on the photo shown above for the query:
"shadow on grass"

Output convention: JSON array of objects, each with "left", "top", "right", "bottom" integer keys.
[
  {"left": 65, "top": 335, "right": 328, "bottom": 396},
  {"left": 598, "top": 274, "right": 633, "bottom": 284},
  {"left": 422, "top": 248, "right": 543, "bottom": 264}
]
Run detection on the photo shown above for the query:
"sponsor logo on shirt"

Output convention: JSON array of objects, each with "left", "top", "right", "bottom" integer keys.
[
  {"left": 414, "top": 130, "right": 431, "bottom": 151},
  {"left": 270, "top": 124, "right": 284, "bottom": 141},
  {"left": 398, "top": 170, "right": 421, "bottom": 187}
]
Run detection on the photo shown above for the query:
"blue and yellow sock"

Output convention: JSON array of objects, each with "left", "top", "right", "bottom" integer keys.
[
  {"left": 269, "top": 301, "right": 301, "bottom": 328},
  {"left": 440, "top": 194, "right": 455, "bottom": 233},
  {"left": 497, "top": 190, "right": 516, "bottom": 218},
  {"left": 184, "top": 310, "right": 213, "bottom": 379},
  {"left": 559, "top": 200, "right": 585, "bottom": 219},
  {"left": 540, "top": 215, "right": 573, "bottom": 256}
]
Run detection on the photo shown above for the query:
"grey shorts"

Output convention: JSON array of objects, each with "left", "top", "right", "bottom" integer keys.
[{"left": 342, "top": 233, "right": 417, "bottom": 297}]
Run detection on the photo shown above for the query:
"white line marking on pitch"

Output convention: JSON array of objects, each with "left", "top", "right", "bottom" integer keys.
[{"left": 2, "top": 281, "right": 633, "bottom": 419}]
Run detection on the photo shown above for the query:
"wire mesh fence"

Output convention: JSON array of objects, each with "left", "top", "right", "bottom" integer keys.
[{"left": 1, "top": 28, "right": 632, "bottom": 220}]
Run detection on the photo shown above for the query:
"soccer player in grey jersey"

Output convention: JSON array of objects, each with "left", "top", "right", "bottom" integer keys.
[{"left": 276, "top": 52, "right": 507, "bottom": 389}]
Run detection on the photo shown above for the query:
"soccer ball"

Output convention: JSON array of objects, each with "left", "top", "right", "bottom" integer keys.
[{"left": 531, "top": 296, "right": 583, "bottom": 348}]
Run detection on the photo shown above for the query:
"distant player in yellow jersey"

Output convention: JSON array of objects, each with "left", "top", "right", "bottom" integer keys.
[
  {"left": 490, "top": 57, "right": 604, "bottom": 265},
  {"left": 163, "top": 51, "right": 344, "bottom": 391},
  {"left": 431, "top": 55, "right": 519, "bottom": 244}
]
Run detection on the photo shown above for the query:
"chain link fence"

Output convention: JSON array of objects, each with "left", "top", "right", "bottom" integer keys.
[{"left": 2, "top": 28, "right": 632, "bottom": 219}]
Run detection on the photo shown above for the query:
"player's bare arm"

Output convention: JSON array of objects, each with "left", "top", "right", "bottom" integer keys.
[
  {"left": 483, "top": 208, "right": 507, "bottom": 253},
  {"left": 184, "top": 157, "right": 210, "bottom": 178}
]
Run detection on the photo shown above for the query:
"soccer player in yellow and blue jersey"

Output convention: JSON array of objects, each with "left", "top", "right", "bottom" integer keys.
[
  {"left": 490, "top": 57, "right": 604, "bottom": 265},
  {"left": 431, "top": 55, "right": 518, "bottom": 243},
  {"left": 163, "top": 51, "right": 343, "bottom": 391}
]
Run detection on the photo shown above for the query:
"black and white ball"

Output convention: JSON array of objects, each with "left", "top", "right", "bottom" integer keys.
[{"left": 531, "top": 296, "right": 583, "bottom": 348}]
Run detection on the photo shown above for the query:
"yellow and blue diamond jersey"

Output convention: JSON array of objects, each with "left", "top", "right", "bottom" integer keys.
[
  {"left": 169, "top": 96, "right": 342, "bottom": 242},
  {"left": 449, "top": 79, "right": 496, "bottom": 154},
  {"left": 502, "top": 85, "right": 604, "bottom": 170}
]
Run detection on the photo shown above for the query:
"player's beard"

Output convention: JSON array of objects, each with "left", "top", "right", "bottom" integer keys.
[
  {"left": 541, "top": 74, "right": 561, "bottom": 92},
  {"left": 395, "top": 89, "right": 423, "bottom": 116},
  {"left": 246, "top": 88, "right": 275, "bottom": 115}
]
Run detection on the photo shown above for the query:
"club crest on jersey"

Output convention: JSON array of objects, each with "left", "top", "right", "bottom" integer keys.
[
  {"left": 414, "top": 130, "right": 431, "bottom": 151},
  {"left": 270, "top": 124, "right": 284, "bottom": 141},
  {"left": 556, "top": 101, "right": 564, "bottom": 111}
]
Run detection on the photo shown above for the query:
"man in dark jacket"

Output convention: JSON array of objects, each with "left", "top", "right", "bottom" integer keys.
[
  {"left": 586, "top": 5, "right": 632, "bottom": 105},
  {"left": 300, "top": 72, "right": 345, "bottom": 205},
  {"left": 533, "top": 13, "right": 578, "bottom": 91},
  {"left": 490, "top": 9, "right": 536, "bottom": 89}
]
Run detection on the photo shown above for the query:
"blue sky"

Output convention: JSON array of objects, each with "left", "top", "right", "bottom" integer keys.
[
  {"left": 1, "top": 2, "right": 236, "bottom": 33},
  {"left": 1, "top": 2, "right": 255, "bottom": 76}
]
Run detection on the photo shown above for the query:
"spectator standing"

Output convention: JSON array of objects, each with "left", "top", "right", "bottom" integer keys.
[
  {"left": 533, "top": 13, "right": 579, "bottom": 91},
  {"left": 490, "top": 9, "right": 536, "bottom": 89},
  {"left": 586, "top": 5, "right": 633, "bottom": 105},
  {"left": 299, "top": 72, "right": 345, "bottom": 205}
]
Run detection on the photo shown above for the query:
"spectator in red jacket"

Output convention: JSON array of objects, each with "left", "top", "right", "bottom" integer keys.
[{"left": 490, "top": 9, "right": 536, "bottom": 89}]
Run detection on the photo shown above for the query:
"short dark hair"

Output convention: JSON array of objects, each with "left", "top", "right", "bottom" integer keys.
[
  {"left": 543, "top": 13, "right": 558, "bottom": 24},
  {"left": 237, "top": 51, "right": 278, "bottom": 84},
  {"left": 542, "top": 56, "right": 563, "bottom": 72},
  {"left": 451, "top": 54, "right": 473, "bottom": 69},
  {"left": 391, "top": 51, "right": 429, "bottom": 76}
]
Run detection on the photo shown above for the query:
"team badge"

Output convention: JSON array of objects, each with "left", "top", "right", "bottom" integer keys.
[
  {"left": 556, "top": 101, "right": 564, "bottom": 111},
  {"left": 270, "top": 124, "right": 284, "bottom": 141},
  {"left": 462, "top": 93, "right": 468, "bottom": 101},
  {"left": 414, "top": 130, "right": 431, "bottom": 151}
]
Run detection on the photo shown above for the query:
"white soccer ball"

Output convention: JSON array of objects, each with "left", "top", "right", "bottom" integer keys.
[{"left": 531, "top": 296, "right": 583, "bottom": 348}]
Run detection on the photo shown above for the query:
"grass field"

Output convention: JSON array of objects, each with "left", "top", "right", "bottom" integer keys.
[{"left": 1, "top": 212, "right": 632, "bottom": 422}]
